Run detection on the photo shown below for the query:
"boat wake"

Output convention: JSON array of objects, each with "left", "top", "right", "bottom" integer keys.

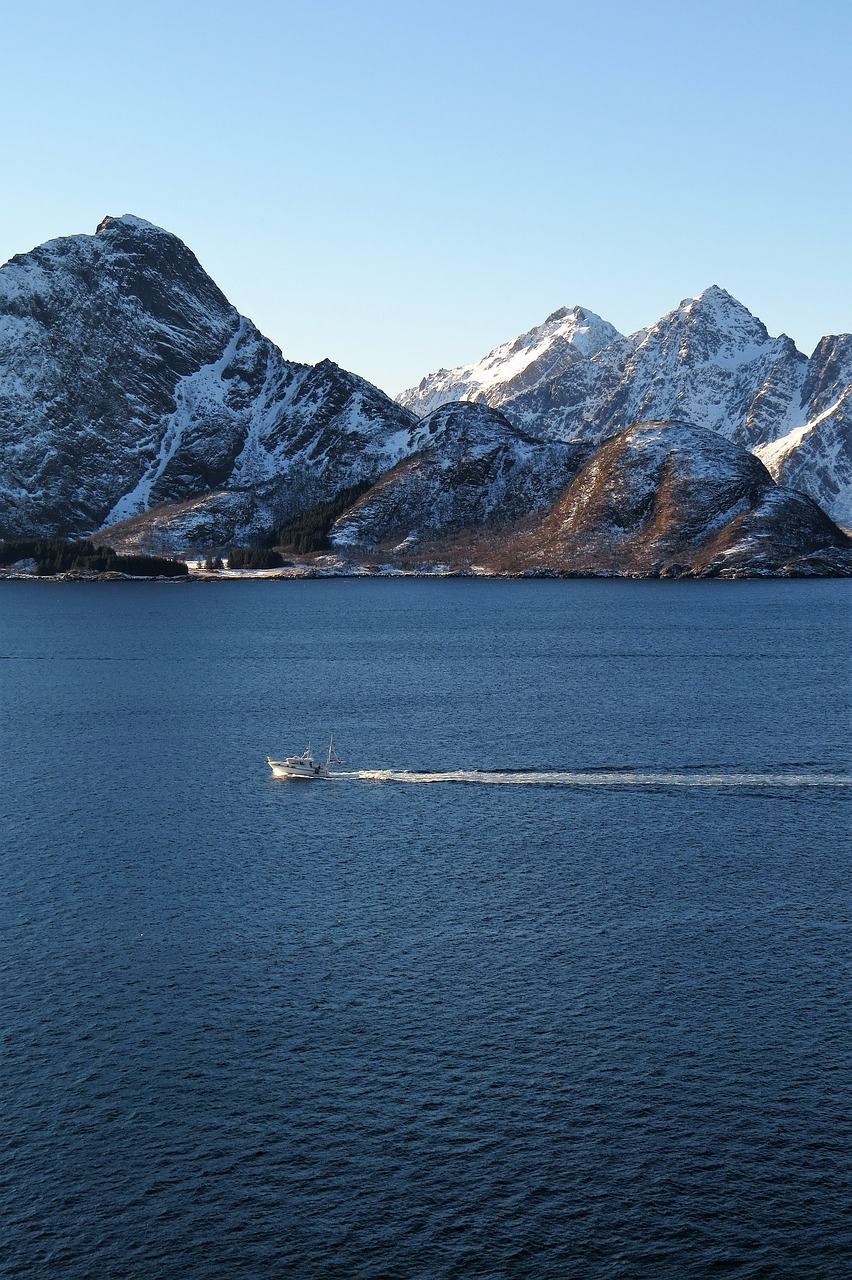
[{"left": 335, "top": 768, "right": 849, "bottom": 789}]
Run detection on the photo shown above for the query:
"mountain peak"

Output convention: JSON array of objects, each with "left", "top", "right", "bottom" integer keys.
[
  {"left": 682, "top": 284, "right": 755, "bottom": 320},
  {"left": 695, "top": 284, "right": 734, "bottom": 303},
  {"left": 545, "top": 305, "right": 586, "bottom": 324},
  {"left": 397, "top": 305, "right": 621, "bottom": 417},
  {"left": 645, "top": 286, "right": 773, "bottom": 355},
  {"left": 96, "top": 214, "right": 161, "bottom": 235}
]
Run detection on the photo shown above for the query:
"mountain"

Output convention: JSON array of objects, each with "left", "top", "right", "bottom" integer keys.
[
  {"left": 329, "top": 418, "right": 851, "bottom": 578},
  {"left": 0, "top": 216, "right": 849, "bottom": 577},
  {"left": 0, "top": 215, "right": 415, "bottom": 546},
  {"left": 331, "top": 401, "right": 591, "bottom": 553},
  {"left": 397, "top": 306, "right": 620, "bottom": 418},
  {"left": 399, "top": 288, "right": 852, "bottom": 528},
  {"left": 753, "top": 334, "right": 852, "bottom": 527},
  {"left": 501, "top": 421, "right": 851, "bottom": 578}
]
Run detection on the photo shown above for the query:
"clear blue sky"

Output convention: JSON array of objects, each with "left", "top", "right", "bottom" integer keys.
[{"left": 2, "top": 0, "right": 849, "bottom": 394}]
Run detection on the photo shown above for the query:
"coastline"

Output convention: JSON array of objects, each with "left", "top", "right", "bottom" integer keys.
[{"left": 3, "top": 561, "right": 850, "bottom": 583}]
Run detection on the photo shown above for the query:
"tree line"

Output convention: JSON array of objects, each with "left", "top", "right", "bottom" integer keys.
[
  {"left": 2, "top": 480, "right": 377, "bottom": 576},
  {"left": 225, "top": 547, "right": 285, "bottom": 570},
  {"left": 270, "top": 480, "right": 373, "bottom": 553},
  {"left": 223, "top": 480, "right": 375, "bottom": 567},
  {"left": 0, "top": 537, "right": 188, "bottom": 577}
]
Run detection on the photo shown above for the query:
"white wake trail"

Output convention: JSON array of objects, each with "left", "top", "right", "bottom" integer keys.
[{"left": 334, "top": 769, "right": 849, "bottom": 788}]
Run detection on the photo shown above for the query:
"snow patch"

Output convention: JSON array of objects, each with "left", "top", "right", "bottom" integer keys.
[
  {"left": 103, "top": 320, "right": 250, "bottom": 524},
  {"left": 754, "top": 422, "right": 814, "bottom": 470}
]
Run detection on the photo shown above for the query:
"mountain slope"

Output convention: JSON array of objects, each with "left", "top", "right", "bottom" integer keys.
[
  {"left": 0, "top": 215, "right": 415, "bottom": 543},
  {"left": 330, "top": 401, "right": 591, "bottom": 552},
  {"left": 413, "top": 421, "right": 852, "bottom": 578},
  {"left": 753, "top": 334, "right": 852, "bottom": 527},
  {"left": 511, "top": 420, "right": 850, "bottom": 577}
]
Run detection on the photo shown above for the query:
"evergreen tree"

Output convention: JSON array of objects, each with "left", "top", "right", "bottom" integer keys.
[
  {"left": 0, "top": 537, "right": 187, "bottom": 577},
  {"left": 275, "top": 480, "right": 373, "bottom": 553}
]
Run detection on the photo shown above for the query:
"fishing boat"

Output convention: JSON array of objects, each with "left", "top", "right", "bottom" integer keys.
[{"left": 267, "top": 736, "right": 342, "bottom": 780}]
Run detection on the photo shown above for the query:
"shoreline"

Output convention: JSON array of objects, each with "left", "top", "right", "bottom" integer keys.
[{"left": 2, "top": 564, "right": 850, "bottom": 583}]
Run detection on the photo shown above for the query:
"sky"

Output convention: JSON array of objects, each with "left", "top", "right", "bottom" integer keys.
[{"left": 1, "top": 0, "right": 849, "bottom": 395}]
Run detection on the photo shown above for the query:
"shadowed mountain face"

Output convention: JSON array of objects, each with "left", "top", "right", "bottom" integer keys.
[
  {"left": 0, "top": 215, "right": 415, "bottom": 544},
  {"left": 399, "top": 287, "right": 852, "bottom": 529},
  {"left": 0, "top": 217, "right": 849, "bottom": 576}
]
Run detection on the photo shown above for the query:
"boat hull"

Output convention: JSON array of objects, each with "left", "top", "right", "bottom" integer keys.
[
  {"left": 268, "top": 762, "right": 328, "bottom": 780},
  {"left": 267, "top": 739, "right": 341, "bottom": 781}
]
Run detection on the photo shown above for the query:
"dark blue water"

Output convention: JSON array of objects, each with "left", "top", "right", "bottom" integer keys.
[{"left": 1, "top": 579, "right": 849, "bottom": 1279}]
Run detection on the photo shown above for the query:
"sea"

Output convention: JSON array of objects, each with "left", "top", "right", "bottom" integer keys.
[{"left": 1, "top": 578, "right": 849, "bottom": 1279}]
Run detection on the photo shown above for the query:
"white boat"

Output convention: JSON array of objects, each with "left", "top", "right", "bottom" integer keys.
[{"left": 267, "top": 736, "right": 343, "bottom": 780}]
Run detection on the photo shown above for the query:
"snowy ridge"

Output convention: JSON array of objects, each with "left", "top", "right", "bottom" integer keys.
[
  {"left": 405, "top": 286, "right": 849, "bottom": 525},
  {"left": 397, "top": 306, "right": 620, "bottom": 417}
]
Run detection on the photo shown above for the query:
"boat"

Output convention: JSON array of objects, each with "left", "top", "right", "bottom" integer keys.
[{"left": 267, "top": 736, "right": 343, "bottom": 780}]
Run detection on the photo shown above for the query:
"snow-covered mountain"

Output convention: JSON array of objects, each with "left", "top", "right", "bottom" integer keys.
[
  {"left": 328, "top": 416, "right": 851, "bottom": 578},
  {"left": 753, "top": 334, "right": 852, "bottom": 528},
  {"left": 331, "top": 401, "right": 591, "bottom": 553},
  {"left": 0, "top": 215, "right": 415, "bottom": 545},
  {"left": 0, "top": 216, "right": 848, "bottom": 576},
  {"left": 400, "top": 288, "right": 852, "bottom": 527},
  {"left": 396, "top": 306, "right": 620, "bottom": 417},
  {"left": 500, "top": 420, "right": 851, "bottom": 578}
]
